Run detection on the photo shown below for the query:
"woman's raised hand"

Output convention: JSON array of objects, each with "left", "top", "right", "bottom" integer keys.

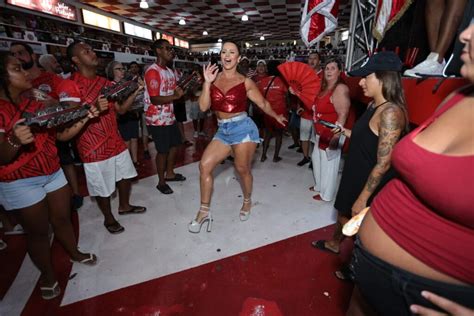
[{"left": 202, "top": 63, "right": 219, "bottom": 83}]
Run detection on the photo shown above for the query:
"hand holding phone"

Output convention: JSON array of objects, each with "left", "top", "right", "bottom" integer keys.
[{"left": 317, "top": 119, "right": 338, "bottom": 129}]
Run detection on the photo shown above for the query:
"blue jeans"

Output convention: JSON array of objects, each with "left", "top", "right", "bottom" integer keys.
[
  {"left": 213, "top": 114, "right": 260, "bottom": 146},
  {"left": 351, "top": 238, "right": 474, "bottom": 316}
]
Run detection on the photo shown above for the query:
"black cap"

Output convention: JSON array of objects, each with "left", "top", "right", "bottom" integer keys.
[{"left": 348, "top": 51, "right": 402, "bottom": 77}]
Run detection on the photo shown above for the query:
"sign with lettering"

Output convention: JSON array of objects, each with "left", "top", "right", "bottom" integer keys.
[{"left": 7, "top": 0, "right": 77, "bottom": 21}]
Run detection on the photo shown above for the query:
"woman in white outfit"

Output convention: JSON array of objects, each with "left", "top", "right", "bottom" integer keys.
[{"left": 310, "top": 58, "right": 350, "bottom": 201}]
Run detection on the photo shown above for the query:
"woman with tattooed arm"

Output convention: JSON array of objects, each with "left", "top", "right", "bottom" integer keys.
[{"left": 312, "top": 52, "right": 408, "bottom": 262}]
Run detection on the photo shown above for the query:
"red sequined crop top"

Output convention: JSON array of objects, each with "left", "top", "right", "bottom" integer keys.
[{"left": 210, "top": 81, "right": 248, "bottom": 113}]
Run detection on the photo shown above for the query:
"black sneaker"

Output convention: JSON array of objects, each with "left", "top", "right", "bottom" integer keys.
[
  {"left": 288, "top": 144, "right": 298, "bottom": 149},
  {"left": 297, "top": 157, "right": 311, "bottom": 166},
  {"left": 308, "top": 161, "right": 313, "bottom": 169}
]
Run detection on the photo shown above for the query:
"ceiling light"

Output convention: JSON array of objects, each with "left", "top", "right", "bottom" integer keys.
[
  {"left": 203, "top": 30, "right": 208, "bottom": 36},
  {"left": 139, "top": 0, "right": 148, "bottom": 9},
  {"left": 241, "top": 14, "right": 248, "bottom": 21},
  {"left": 179, "top": 19, "right": 186, "bottom": 25},
  {"left": 217, "top": 38, "right": 222, "bottom": 43},
  {"left": 260, "top": 36, "right": 265, "bottom": 41}
]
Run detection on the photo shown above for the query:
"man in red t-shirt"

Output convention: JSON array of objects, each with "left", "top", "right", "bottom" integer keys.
[
  {"left": 57, "top": 42, "right": 146, "bottom": 234},
  {"left": 144, "top": 39, "right": 185, "bottom": 195},
  {"left": 10, "top": 42, "right": 83, "bottom": 210}
]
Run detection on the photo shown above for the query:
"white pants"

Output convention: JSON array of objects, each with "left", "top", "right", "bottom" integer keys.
[
  {"left": 83, "top": 150, "right": 137, "bottom": 197},
  {"left": 311, "top": 134, "right": 341, "bottom": 201}
]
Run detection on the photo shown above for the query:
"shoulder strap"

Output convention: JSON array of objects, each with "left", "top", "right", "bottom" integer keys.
[{"left": 264, "top": 76, "right": 277, "bottom": 98}]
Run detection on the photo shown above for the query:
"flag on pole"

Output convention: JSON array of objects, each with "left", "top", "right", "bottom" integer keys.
[
  {"left": 373, "top": 0, "right": 413, "bottom": 42},
  {"left": 301, "top": 0, "right": 340, "bottom": 47}
]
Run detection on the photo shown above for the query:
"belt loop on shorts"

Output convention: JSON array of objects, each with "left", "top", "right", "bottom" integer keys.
[{"left": 217, "top": 113, "right": 247, "bottom": 125}]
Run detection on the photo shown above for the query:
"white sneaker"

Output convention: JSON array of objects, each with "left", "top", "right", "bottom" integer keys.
[
  {"left": 404, "top": 53, "right": 446, "bottom": 77},
  {"left": 193, "top": 131, "right": 199, "bottom": 138}
]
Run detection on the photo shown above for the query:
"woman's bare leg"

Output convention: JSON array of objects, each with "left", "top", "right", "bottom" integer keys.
[
  {"left": 232, "top": 141, "right": 258, "bottom": 213},
  {"left": 194, "top": 140, "right": 232, "bottom": 222},
  {"left": 130, "top": 138, "right": 138, "bottom": 163},
  {"left": 425, "top": 0, "right": 445, "bottom": 52},
  {"left": 17, "top": 200, "right": 56, "bottom": 287},
  {"left": 47, "top": 185, "right": 89, "bottom": 262}
]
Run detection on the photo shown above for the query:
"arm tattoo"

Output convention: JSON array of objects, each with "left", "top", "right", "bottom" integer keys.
[{"left": 366, "top": 107, "right": 404, "bottom": 193}]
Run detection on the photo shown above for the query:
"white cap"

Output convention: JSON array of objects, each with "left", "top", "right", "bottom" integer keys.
[
  {"left": 240, "top": 56, "right": 250, "bottom": 62},
  {"left": 257, "top": 59, "right": 266, "bottom": 65}
]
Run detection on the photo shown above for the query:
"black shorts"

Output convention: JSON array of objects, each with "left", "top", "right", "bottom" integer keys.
[
  {"left": 351, "top": 238, "right": 474, "bottom": 316},
  {"left": 148, "top": 123, "right": 182, "bottom": 153},
  {"left": 118, "top": 112, "right": 140, "bottom": 141},
  {"left": 173, "top": 100, "right": 187, "bottom": 123},
  {"left": 56, "top": 140, "right": 74, "bottom": 165}
]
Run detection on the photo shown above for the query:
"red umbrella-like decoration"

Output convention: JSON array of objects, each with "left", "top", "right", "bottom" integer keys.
[{"left": 277, "top": 61, "right": 321, "bottom": 109}]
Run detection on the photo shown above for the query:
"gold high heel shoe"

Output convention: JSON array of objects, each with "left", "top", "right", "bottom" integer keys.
[
  {"left": 188, "top": 205, "right": 212, "bottom": 233},
  {"left": 239, "top": 198, "right": 251, "bottom": 221}
]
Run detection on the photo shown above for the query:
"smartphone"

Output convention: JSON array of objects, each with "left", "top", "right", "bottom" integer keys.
[{"left": 317, "top": 119, "right": 339, "bottom": 129}]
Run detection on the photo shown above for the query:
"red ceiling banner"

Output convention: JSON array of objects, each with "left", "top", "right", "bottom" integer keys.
[{"left": 7, "top": 0, "right": 77, "bottom": 21}]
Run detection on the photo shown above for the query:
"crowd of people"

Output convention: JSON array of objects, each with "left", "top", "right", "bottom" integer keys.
[{"left": 0, "top": 20, "right": 472, "bottom": 315}]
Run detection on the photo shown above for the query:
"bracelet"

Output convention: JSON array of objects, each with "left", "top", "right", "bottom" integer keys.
[{"left": 7, "top": 135, "right": 21, "bottom": 148}]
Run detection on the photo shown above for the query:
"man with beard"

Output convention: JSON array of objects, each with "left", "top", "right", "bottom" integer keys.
[
  {"left": 57, "top": 41, "right": 146, "bottom": 234},
  {"left": 39, "top": 54, "right": 63, "bottom": 75},
  {"left": 144, "top": 39, "right": 186, "bottom": 195},
  {"left": 10, "top": 43, "right": 83, "bottom": 210}
]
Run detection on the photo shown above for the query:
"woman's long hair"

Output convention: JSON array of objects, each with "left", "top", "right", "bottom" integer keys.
[
  {"left": 320, "top": 57, "right": 344, "bottom": 95},
  {"left": 0, "top": 51, "right": 14, "bottom": 104},
  {"left": 374, "top": 70, "right": 409, "bottom": 132}
]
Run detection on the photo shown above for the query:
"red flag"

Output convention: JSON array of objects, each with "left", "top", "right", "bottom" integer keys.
[
  {"left": 301, "top": 0, "right": 339, "bottom": 47},
  {"left": 373, "top": 0, "right": 414, "bottom": 42}
]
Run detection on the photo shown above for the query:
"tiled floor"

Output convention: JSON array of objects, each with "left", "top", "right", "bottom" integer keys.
[{"left": 0, "top": 120, "right": 353, "bottom": 315}]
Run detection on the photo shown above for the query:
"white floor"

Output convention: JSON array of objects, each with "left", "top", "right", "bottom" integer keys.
[{"left": 2, "top": 138, "right": 339, "bottom": 313}]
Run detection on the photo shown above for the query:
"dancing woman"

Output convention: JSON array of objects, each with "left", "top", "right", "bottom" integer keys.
[{"left": 188, "top": 42, "right": 286, "bottom": 233}]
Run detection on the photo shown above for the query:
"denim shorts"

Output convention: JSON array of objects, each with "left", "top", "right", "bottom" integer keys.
[
  {"left": 213, "top": 114, "right": 260, "bottom": 146},
  {"left": 0, "top": 169, "right": 68, "bottom": 210},
  {"left": 350, "top": 238, "right": 474, "bottom": 316}
]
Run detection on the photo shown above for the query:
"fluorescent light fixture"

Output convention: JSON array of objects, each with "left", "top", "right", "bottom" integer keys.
[
  {"left": 260, "top": 36, "right": 265, "bottom": 41},
  {"left": 217, "top": 38, "right": 222, "bottom": 43},
  {"left": 341, "top": 30, "right": 349, "bottom": 41},
  {"left": 203, "top": 30, "right": 208, "bottom": 36},
  {"left": 139, "top": 0, "right": 148, "bottom": 9},
  {"left": 179, "top": 19, "right": 186, "bottom": 25},
  {"left": 241, "top": 14, "right": 248, "bottom": 21}
]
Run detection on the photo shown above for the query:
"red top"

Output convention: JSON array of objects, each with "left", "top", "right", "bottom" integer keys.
[
  {"left": 210, "top": 82, "right": 247, "bottom": 113},
  {"left": 371, "top": 86, "right": 474, "bottom": 284},
  {"left": 0, "top": 99, "right": 60, "bottom": 181},
  {"left": 32, "top": 71, "right": 63, "bottom": 100},
  {"left": 313, "top": 88, "right": 338, "bottom": 135},
  {"left": 257, "top": 76, "right": 288, "bottom": 129},
  {"left": 58, "top": 73, "right": 127, "bottom": 163}
]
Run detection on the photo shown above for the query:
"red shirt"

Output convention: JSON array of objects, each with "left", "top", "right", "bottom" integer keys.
[
  {"left": 32, "top": 71, "right": 63, "bottom": 100},
  {"left": 371, "top": 86, "right": 474, "bottom": 284},
  {"left": 257, "top": 76, "right": 288, "bottom": 129},
  {"left": 0, "top": 99, "right": 60, "bottom": 181},
  {"left": 143, "top": 63, "right": 176, "bottom": 126},
  {"left": 58, "top": 73, "right": 127, "bottom": 163}
]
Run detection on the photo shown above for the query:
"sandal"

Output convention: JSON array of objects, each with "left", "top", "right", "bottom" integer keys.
[
  {"left": 104, "top": 221, "right": 125, "bottom": 234},
  {"left": 156, "top": 183, "right": 173, "bottom": 194},
  {"left": 334, "top": 265, "right": 353, "bottom": 282},
  {"left": 311, "top": 240, "right": 340, "bottom": 254},
  {"left": 119, "top": 205, "right": 147, "bottom": 215},
  {"left": 239, "top": 198, "right": 252, "bottom": 221},
  {"left": 40, "top": 281, "right": 61, "bottom": 300},
  {"left": 70, "top": 253, "right": 98, "bottom": 266},
  {"left": 165, "top": 173, "right": 186, "bottom": 182}
]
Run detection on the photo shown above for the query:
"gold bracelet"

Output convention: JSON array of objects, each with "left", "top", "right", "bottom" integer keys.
[{"left": 7, "top": 135, "right": 21, "bottom": 148}]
